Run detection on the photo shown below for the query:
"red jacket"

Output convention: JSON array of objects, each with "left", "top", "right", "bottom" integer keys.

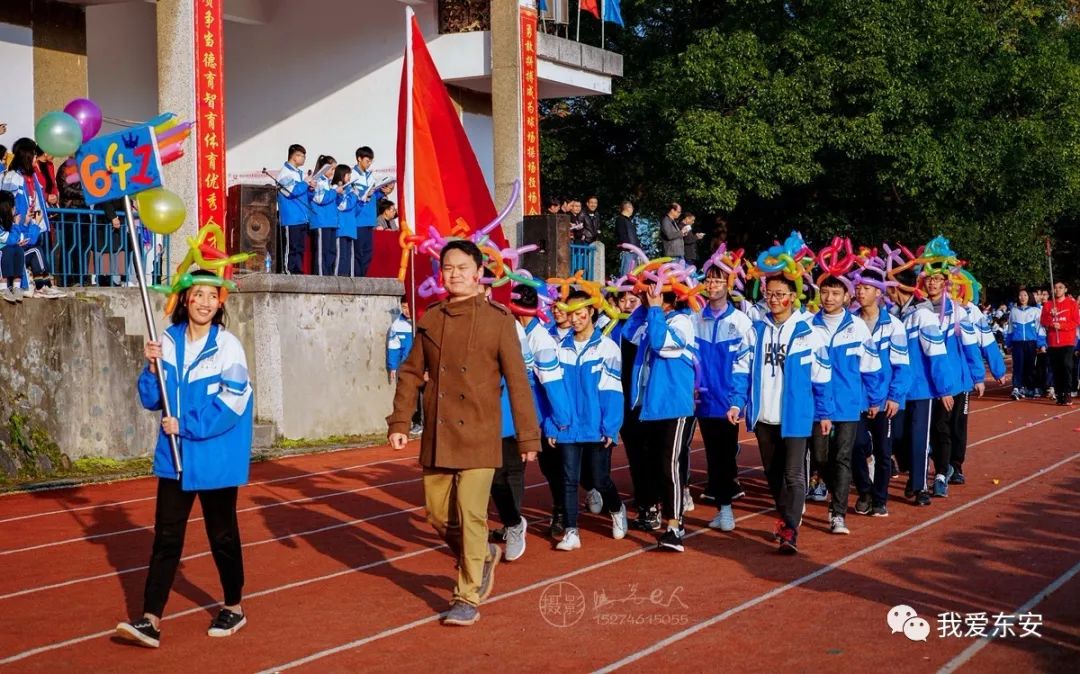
[{"left": 1040, "top": 296, "right": 1080, "bottom": 348}]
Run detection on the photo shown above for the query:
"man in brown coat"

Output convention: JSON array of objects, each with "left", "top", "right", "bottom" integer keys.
[{"left": 387, "top": 240, "right": 540, "bottom": 626}]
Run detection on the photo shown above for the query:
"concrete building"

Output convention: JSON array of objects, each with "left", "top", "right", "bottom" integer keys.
[{"left": 0, "top": 0, "right": 622, "bottom": 458}]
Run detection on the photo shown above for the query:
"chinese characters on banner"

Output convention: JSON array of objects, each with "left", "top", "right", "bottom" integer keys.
[
  {"left": 520, "top": 5, "right": 541, "bottom": 215},
  {"left": 195, "top": 0, "right": 226, "bottom": 232}
]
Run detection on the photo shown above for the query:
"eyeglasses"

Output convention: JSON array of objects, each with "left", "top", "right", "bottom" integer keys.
[{"left": 764, "top": 291, "right": 793, "bottom": 299}]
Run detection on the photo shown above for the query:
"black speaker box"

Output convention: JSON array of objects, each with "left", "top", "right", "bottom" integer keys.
[
  {"left": 520, "top": 214, "right": 570, "bottom": 280},
  {"left": 227, "top": 185, "right": 279, "bottom": 273}
]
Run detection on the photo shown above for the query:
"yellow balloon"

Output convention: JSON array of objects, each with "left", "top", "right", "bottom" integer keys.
[{"left": 137, "top": 188, "right": 187, "bottom": 235}]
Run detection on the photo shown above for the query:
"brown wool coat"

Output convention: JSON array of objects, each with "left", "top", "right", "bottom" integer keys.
[{"left": 386, "top": 294, "right": 540, "bottom": 469}]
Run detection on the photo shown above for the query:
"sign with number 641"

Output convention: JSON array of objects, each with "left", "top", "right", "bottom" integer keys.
[{"left": 75, "top": 125, "right": 163, "bottom": 205}]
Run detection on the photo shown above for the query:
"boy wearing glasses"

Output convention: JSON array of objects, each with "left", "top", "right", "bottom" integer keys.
[{"left": 729, "top": 276, "right": 834, "bottom": 554}]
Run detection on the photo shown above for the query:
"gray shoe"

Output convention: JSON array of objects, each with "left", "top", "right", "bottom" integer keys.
[
  {"left": 504, "top": 517, "right": 527, "bottom": 562},
  {"left": 477, "top": 543, "right": 501, "bottom": 602},
  {"left": 442, "top": 601, "right": 479, "bottom": 626},
  {"left": 0, "top": 288, "right": 15, "bottom": 304},
  {"left": 12, "top": 286, "right": 23, "bottom": 302}
]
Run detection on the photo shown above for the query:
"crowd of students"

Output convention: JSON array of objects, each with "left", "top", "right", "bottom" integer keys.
[
  {"left": 999, "top": 287, "right": 1080, "bottom": 403},
  {"left": 385, "top": 252, "right": 1032, "bottom": 556},
  {"left": 273, "top": 144, "right": 398, "bottom": 277}
]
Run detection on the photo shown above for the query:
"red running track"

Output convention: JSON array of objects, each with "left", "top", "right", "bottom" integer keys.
[{"left": 0, "top": 389, "right": 1077, "bottom": 673}]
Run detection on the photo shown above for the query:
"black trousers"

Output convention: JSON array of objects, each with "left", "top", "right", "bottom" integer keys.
[
  {"left": 282, "top": 223, "right": 308, "bottom": 274},
  {"left": 537, "top": 438, "right": 563, "bottom": 513},
  {"left": 143, "top": 478, "right": 244, "bottom": 618},
  {"left": 355, "top": 227, "right": 374, "bottom": 277},
  {"left": 755, "top": 423, "right": 808, "bottom": 531},
  {"left": 621, "top": 407, "right": 655, "bottom": 512},
  {"left": 641, "top": 417, "right": 688, "bottom": 522},
  {"left": 490, "top": 437, "right": 525, "bottom": 528},
  {"left": 1049, "top": 347, "right": 1076, "bottom": 403},
  {"left": 1011, "top": 340, "right": 1036, "bottom": 391},
  {"left": 852, "top": 410, "right": 903, "bottom": 506},
  {"left": 313, "top": 228, "right": 338, "bottom": 276},
  {"left": 931, "top": 393, "right": 967, "bottom": 477},
  {"left": 698, "top": 417, "right": 741, "bottom": 506},
  {"left": 949, "top": 392, "right": 971, "bottom": 472},
  {"left": 811, "top": 421, "right": 858, "bottom": 517},
  {"left": 677, "top": 416, "right": 697, "bottom": 486}
]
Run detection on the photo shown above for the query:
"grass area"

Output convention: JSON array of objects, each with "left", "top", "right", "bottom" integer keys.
[{"left": 271, "top": 433, "right": 385, "bottom": 451}]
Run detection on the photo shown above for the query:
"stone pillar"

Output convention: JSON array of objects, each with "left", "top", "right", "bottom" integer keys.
[
  {"left": 31, "top": 1, "right": 88, "bottom": 120},
  {"left": 490, "top": 0, "right": 524, "bottom": 247},
  {"left": 156, "top": 0, "right": 200, "bottom": 245}
]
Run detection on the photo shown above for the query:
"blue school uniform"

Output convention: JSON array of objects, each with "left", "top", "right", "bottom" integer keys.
[
  {"left": 276, "top": 163, "right": 310, "bottom": 226},
  {"left": 810, "top": 310, "right": 884, "bottom": 422},
  {"left": 386, "top": 314, "right": 414, "bottom": 373},
  {"left": 694, "top": 302, "right": 754, "bottom": 418},
  {"left": 523, "top": 318, "right": 573, "bottom": 438},
  {"left": 629, "top": 306, "right": 697, "bottom": 421},
  {"left": 553, "top": 329, "right": 623, "bottom": 443}
]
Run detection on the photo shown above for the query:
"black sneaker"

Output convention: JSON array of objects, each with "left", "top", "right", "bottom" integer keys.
[
  {"left": 549, "top": 511, "right": 565, "bottom": 540},
  {"left": 915, "top": 491, "right": 932, "bottom": 506},
  {"left": 777, "top": 526, "right": 798, "bottom": 555},
  {"left": 116, "top": 618, "right": 160, "bottom": 648},
  {"left": 904, "top": 482, "right": 915, "bottom": 500},
  {"left": 730, "top": 478, "right": 746, "bottom": 501},
  {"left": 643, "top": 507, "right": 662, "bottom": 531},
  {"left": 207, "top": 608, "right": 247, "bottom": 637},
  {"left": 657, "top": 527, "right": 685, "bottom": 552},
  {"left": 871, "top": 505, "right": 889, "bottom": 517},
  {"left": 489, "top": 527, "right": 507, "bottom": 542},
  {"left": 948, "top": 469, "right": 965, "bottom": 485},
  {"left": 854, "top": 493, "right": 873, "bottom": 515}
]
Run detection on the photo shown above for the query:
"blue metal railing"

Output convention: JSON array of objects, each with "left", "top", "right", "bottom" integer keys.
[
  {"left": 570, "top": 242, "right": 596, "bottom": 280},
  {"left": 47, "top": 208, "right": 171, "bottom": 287}
]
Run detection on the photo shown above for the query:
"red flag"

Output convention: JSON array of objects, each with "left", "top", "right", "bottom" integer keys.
[
  {"left": 580, "top": 0, "right": 601, "bottom": 19},
  {"left": 368, "top": 9, "right": 508, "bottom": 305}
]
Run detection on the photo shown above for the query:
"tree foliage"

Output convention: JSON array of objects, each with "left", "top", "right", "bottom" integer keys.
[{"left": 540, "top": 0, "right": 1080, "bottom": 294}]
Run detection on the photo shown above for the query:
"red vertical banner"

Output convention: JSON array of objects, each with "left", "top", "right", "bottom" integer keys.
[
  {"left": 520, "top": 5, "right": 541, "bottom": 216},
  {"left": 195, "top": 0, "right": 226, "bottom": 232}
]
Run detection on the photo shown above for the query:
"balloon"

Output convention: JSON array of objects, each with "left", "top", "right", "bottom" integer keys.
[
  {"left": 35, "top": 111, "right": 83, "bottom": 157},
  {"left": 137, "top": 188, "right": 187, "bottom": 235},
  {"left": 63, "top": 98, "right": 103, "bottom": 142}
]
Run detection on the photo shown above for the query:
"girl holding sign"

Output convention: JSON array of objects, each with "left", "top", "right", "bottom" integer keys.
[{"left": 116, "top": 269, "right": 254, "bottom": 648}]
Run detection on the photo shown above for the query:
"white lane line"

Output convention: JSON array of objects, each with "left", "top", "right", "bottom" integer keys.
[
  {"left": 0, "top": 454, "right": 418, "bottom": 525},
  {"left": 0, "top": 476, "right": 426, "bottom": 557},
  {"left": 593, "top": 411, "right": 1080, "bottom": 672},
  {"left": 256, "top": 506, "right": 777, "bottom": 673},
  {"left": 258, "top": 409, "right": 1080, "bottom": 672},
  {"left": 937, "top": 559, "right": 1080, "bottom": 674},
  {"left": 0, "top": 448, "right": 740, "bottom": 602}
]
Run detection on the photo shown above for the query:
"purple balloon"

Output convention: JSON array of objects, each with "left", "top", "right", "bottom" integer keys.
[{"left": 63, "top": 98, "right": 103, "bottom": 142}]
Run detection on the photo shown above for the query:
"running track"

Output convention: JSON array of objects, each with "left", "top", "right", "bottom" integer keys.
[{"left": 0, "top": 388, "right": 1077, "bottom": 672}]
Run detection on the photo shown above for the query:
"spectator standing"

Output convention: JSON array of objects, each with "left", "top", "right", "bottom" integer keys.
[
  {"left": 613, "top": 200, "right": 638, "bottom": 275},
  {"left": 659, "top": 202, "right": 685, "bottom": 260},
  {"left": 680, "top": 212, "right": 704, "bottom": 267},
  {"left": 576, "top": 196, "right": 600, "bottom": 244}
]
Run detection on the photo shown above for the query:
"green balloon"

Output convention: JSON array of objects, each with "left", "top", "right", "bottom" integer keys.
[
  {"left": 137, "top": 188, "right": 187, "bottom": 235},
  {"left": 34, "top": 111, "right": 83, "bottom": 157}
]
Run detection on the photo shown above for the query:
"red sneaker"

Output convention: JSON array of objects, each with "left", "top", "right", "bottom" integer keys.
[{"left": 777, "top": 526, "right": 798, "bottom": 555}]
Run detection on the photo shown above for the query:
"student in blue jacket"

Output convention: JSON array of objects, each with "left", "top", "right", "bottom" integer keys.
[
  {"left": 809, "top": 276, "right": 883, "bottom": 535},
  {"left": 887, "top": 269, "right": 954, "bottom": 506},
  {"left": 1006, "top": 289, "right": 1045, "bottom": 399},
  {"left": 693, "top": 266, "right": 753, "bottom": 533},
  {"left": 331, "top": 164, "right": 361, "bottom": 276},
  {"left": 513, "top": 285, "right": 574, "bottom": 540},
  {"left": 350, "top": 146, "right": 392, "bottom": 277},
  {"left": 0, "top": 190, "right": 30, "bottom": 303},
  {"left": 276, "top": 144, "right": 312, "bottom": 275},
  {"left": 729, "top": 275, "right": 834, "bottom": 555},
  {"left": 553, "top": 290, "right": 627, "bottom": 551},
  {"left": 851, "top": 269, "right": 911, "bottom": 517},
  {"left": 948, "top": 296, "right": 1007, "bottom": 484},
  {"left": 630, "top": 284, "right": 697, "bottom": 553},
  {"left": 386, "top": 296, "right": 415, "bottom": 385},
  {"left": 116, "top": 270, "right": 254, "bottom": 649},
  {"left": 308, "top": 155, "right": 340, "bottom": 276}
]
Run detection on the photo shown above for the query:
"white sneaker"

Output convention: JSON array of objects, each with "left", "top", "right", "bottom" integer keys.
[
  {"left": 21, "top": 287, "right": 35, "bottom": 299},
  {"left": 681, "top": 487, "right": 695, "bottom": 513},
  {"left": 585, "top": 489, "right": 603, "bottom": 514},
  {"left": 0, "top": 288, "right": 15, "bottom": 304},
  {"left": 42, "top": 285, "right": 66, "bottom": 299},
  {"left": 1047, "top": 388, "right": 1057, "bottom": 400},
  {"left": 610, "top": 504, "right": 628, "bottom": 540},
  {"left": 830, "top": 515, "right": 850, "bottom": 535},
  {"left": 504, "top": 517, "right": 527, "bottom": 562},
  {"left": 556, "top": 527, "right": 581, "bottom": 551},
  {"left": 709, "top": 504, "right": 736, "bottom": 531}
]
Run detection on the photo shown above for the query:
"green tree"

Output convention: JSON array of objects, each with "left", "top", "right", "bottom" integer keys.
[{"left": 540, "top": 0, "right": 1080, "bottom": 294}]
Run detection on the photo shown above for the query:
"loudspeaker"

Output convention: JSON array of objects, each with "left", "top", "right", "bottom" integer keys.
[
  {"left": 227, "top": 185, "right": 279, "bottom": 273},
  {"left": 520, "top": 214, "right": 570, "bottom": 279}
]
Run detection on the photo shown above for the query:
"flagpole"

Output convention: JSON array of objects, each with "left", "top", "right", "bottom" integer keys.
[
  {"left": 576, "top": 0, "right": 581, "bottom": 41},
  {"left": 601, "top": 0, "right": 605, "bottom": 48},
  {"left": 404, "top": 7, "right": 416, "bottom": 246},
  {"left": 1046, "top": 237, "right": 1059, "bottom": 343}
]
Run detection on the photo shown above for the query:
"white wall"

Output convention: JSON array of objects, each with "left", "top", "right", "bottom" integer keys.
[
  {"left": 461, "top": 110, "right": 495, "bottom": 194},
  {"left": 82, "top": 0, "right": 496, "bottom": 187},
  {"left": 0, "top": 22, "right": 35, "bottom": 143},
  {"left": 85, "top": 2, "right": 159, "bottom": 135}
]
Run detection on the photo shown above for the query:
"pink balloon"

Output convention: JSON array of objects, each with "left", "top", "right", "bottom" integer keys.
[{"left": 63, "top": 98, "right": 103, "bottom": 142}]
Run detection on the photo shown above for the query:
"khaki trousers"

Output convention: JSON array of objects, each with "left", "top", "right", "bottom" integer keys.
[{"left": 422, "top": 467, "right": 496, "bottom": 607}]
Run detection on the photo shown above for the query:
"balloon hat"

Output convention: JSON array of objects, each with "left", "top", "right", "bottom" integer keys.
[{"left": 149, "top": 224, "right": 256, "bottom": 315}]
